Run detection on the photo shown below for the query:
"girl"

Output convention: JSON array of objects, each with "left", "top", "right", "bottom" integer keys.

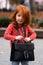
[{"left": 4, "top": 5, "right": 36, "bottom": 65}]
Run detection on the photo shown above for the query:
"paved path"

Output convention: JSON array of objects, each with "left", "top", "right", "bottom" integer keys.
[{"left": 0, "top": 37, "right": 43, "bottom": 65}]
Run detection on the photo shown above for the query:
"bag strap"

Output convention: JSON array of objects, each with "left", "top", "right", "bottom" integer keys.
[
  {"left": 14, "top": 26, "right": 26, "bottom": 44},
  {"left": 16, "top": 26, "right": 26, "bottom": 37},
  {"left": 23, "top": 26, "right": 26, "bottom": 37}
]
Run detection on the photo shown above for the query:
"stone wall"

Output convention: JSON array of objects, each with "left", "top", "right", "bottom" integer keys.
[{"left": 0, "top": 28, "right": 43, "bottom": 38}]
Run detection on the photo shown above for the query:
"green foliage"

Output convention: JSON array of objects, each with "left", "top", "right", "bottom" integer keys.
[
  {"left": 0, "top": 17, "right": 11, "bottom": 27},
  {"left": 30, "top": 17, "right": 38, "bottom": 28},
  {"left": 39, "top": 21, "right": 43, "bottom": 27},
  {"left": 31, "top": 17, "right": 37, "bottom": 23},
  {"left": 31, "top": 17, "right": 43, "bottom": 28}
]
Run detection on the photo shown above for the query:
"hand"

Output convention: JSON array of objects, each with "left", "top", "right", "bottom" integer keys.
[
  {"left": 15, "top": 35, "right": 23, "bottom": 40},
  {"left": 24, "top": 37, "right": 31, "bottom": 42}
]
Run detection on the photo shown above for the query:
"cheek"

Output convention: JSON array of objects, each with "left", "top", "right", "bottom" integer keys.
[{"left": 16, "top": 16, "right": 18, "bottom": 21}]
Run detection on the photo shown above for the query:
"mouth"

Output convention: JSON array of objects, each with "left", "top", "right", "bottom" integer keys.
[{"left": 18, "top": 21, "right": 23, "bottom": 23}]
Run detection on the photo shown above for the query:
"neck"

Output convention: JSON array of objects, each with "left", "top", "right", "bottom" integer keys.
[{"left": 17, "top": 23, "right": 23, "bottom": 27}]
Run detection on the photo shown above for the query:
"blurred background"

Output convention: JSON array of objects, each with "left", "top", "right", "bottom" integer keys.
[
  {"left": 0, "top": 0, "right": 43, "bottom": 29},
  {"left": 0, "top": 1, "right": 43, "bottom": 65},
  {"left": 0, "top": 0, "right": 43, "bottom": 12}
]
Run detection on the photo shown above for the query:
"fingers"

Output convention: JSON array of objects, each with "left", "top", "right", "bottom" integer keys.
[
  {"left": 24, "top": 37, "right": 31, "bottom": 42},
  {"left": 15, "top": 35, "right": 23, "bottom": 40}
]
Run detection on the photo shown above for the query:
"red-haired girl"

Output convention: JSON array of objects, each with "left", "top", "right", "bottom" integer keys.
[{"left": 4, "top": 5, "right": 36, "bottom": 65}]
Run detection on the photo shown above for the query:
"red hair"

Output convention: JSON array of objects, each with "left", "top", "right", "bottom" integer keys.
[{"left": 12, "top": 5, "right": 31, "bottom": 26}]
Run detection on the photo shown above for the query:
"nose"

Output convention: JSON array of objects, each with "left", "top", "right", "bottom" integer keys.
[{"left": 19, "top": 16, "right": 22, "bottom": 20}]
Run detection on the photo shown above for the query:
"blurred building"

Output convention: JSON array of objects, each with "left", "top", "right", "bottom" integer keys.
[
  {"left": 24, "top": 0, "right": 30, "bottom": 9},
  {"left": 10, "top": 0, "right": 36, "bottom": 14},
  {"left": 29, "top": 0, "right": 37, "bottom": 14},
  {"left": 0, "top": 0, "right": 10, "bottom": 11},
  {"left": 0, "top": 0, "right": 43, "bottom": 19},
  {"left": 35, "top": 1, "right": 43, "bottom": 11},
  {"left": 0, "top": 0, "right": 3, "bottom": 10},
  {"left": 0, "top": 0, "right": 31, "bottom": 11},
  {"left": 0, "top": 0, "right": 39, "bottom": 17}
]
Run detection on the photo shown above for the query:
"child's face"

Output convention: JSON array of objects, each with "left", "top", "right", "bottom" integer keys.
[{"left": 16, "top": 12, "right": 24, "bottom": 24}]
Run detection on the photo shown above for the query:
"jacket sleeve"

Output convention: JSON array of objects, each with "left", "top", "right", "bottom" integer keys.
[
  {"left": 4, "top": 23, "right": 16, "bottom": 41},
  {"left": 27, "top": 25, "right": 36, "bottom": 40}
]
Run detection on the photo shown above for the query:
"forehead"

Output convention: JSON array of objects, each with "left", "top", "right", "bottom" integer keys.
[
  {"left": 16, "top": 11, "right": 22, "bottom": 15},
  {"left": 16, "top": 11, "right": 24, "bottom": 17}
]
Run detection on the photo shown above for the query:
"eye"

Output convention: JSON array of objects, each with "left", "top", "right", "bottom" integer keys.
[{"left": 18, "top": 14, "right": 21, "bottom": 17}]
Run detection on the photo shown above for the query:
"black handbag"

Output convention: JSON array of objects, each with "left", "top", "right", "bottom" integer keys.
[
  {"left": 14, "top": 41, "right": 34, "bottom": 51},
  {"left": 10, "top": 26, "right": 35, "bottom": 61}
]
